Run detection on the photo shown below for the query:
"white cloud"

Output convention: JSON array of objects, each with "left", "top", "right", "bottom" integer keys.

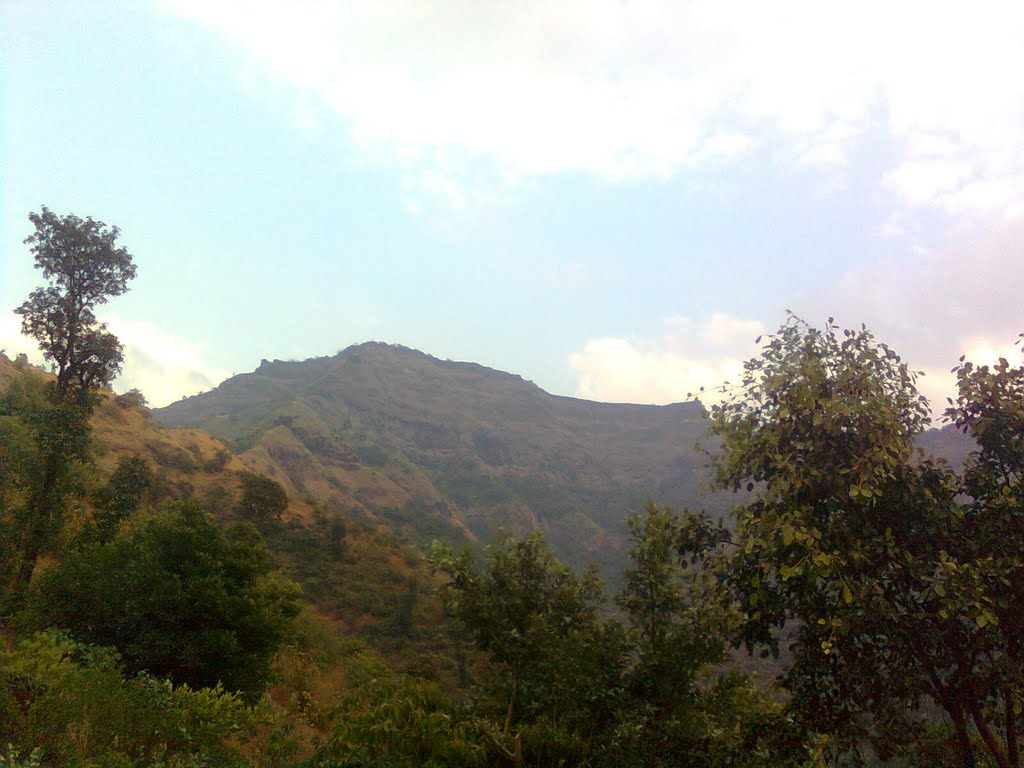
[
  {"left": 0, "top": 311, "right": 228, "bottom": 408},
  {"left": 0, "top": 311, "right": 45, "bottom": 365},
  {"left": 568, "top": 313, "right": 764, "bottom": 404},
  {"left": 571, "top": 213, "right": 1024, "bottom": 413},
  {"left": 697, "top": 131, "right": 755, "bottom": 161},
  {"left": 797, "top": 218, "right": 1024, "bottom": 415},
  {"left": 883, "top": 160, "right": 975, "bottom": 207},
  {"left": 106, "top": 317, "right": 230, "bottom": 407},
  {"left": 158, "top": 0, "right": 1024, "bottom": 214}
]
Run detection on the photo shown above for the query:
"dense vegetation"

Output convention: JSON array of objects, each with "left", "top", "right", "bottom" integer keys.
[{"left": 1, "top": 210, "right": 1021, "bottom": 767}]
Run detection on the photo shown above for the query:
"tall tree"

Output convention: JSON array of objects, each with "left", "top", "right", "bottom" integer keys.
[
  {"left": 430, "top": 533, "right": 627, "bottom": 764},
  {"left": 16, "top": 206, "right": 135, "bottom": 397},
  {"left": 5, "top": 207, "right": 136, "bottom": 599},
  {"left": 617, "top": 503, "right": 726, "bottom": 710},
  {"left": 944, "top": 347, "right": 1024, "bottom": 768},
  {"left": 706, "top": 316, "right": 1024, "bottom": 767}
]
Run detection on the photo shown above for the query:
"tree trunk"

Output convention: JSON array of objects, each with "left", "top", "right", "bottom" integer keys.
[
  {"left": 972, "top": 702, "right": 1010, "bottom": 768},
  {"left": 11, "top": 451, "right": 60, "bottom": 599},
  {"left": 951, "top": 701, "right": 978, "bottom": 768},
  {"left": 1007, "top": 690, "right": 1020, "bottom": 768}
]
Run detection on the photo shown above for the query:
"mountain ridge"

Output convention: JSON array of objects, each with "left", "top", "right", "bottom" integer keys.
[
  {"left": 155, "top": 341, "right": 717, "bottom": 572},
  {"left": 155, "top": 341, "right": 976, "bottom": 573}
]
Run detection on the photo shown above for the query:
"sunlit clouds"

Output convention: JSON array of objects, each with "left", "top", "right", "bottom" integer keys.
[
  {"left": 569, "top": 314, "right": 764, "bottom": 405},
  {"left": 159, "top": 0, "right": 1024, "bottom": 215}
]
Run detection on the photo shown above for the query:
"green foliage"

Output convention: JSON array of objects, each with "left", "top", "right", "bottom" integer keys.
[
  {"left": 0, "top": 749, "right": 42, "bottom": 768},
  {"left": 34, "top": 501, "right": 300, "bottom": 698},
  {"left": 4, "top": 205, "right": 136, "bottom": 601},
  {"left": 0, "top": 630, "right": 250, "bottom": 767},
  {"left": 203, "top": 448, "right": 231, "bottom": 472},
  {"left": 15, "top": 206, "right": 136, "bottom": 396},
  {"left": 239, "top": 471, "right": 289, "bottom": 523},
  {"left": 618, "top": 502, "right": 729, "bottom": 686},
  {"left": 326, "top": 514, "right": 348, "bottom": 560},
  {"left": 611, "top": 503, "right": 807, "bottom": 768},
  {"left": 148, "top": 441, "right": 200, "bottom": 473},
  {"left": 308, "top": 673, "right": 486, "bottom": 768},
  {"left": 431, "top": 533, "right": 629, "bottom": 744},
  {"left": 0, "top": 373, "right": 93, "bottom": 604},
  {"left": 91, "top": 454, "right": 153, "bottom": 538},
  {"left": 0, "top": 745, "right": 42, "bottom": 768},
  {"left": 943, "top": 347, "right": 1024, "bottom": 768},
  {"left": 706, "top": 315, "right": 1024, "bottom": 767},
  {"left": 115, "top": 388, "right": 148, "bottom": 410}
]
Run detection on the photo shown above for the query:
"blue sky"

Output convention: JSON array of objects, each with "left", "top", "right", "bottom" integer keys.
[{"left": 2, "top": 0, "right": 1023, "bottom": 408}]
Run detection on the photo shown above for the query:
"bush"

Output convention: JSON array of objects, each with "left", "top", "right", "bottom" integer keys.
[
  {"left": 0, "top": 631, "right": 250, "bottom": 767},
  {"left": 308, "top": 673, "right": 486, "bottom": 768},
  {"left": 34, "top": 501, "right": 301, "bottom": 698},
  {"left": 238, "top": 472, "right": 288, "bottom": 523}
]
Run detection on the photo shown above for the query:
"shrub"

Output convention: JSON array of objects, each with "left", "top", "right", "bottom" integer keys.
[
  {"left": 34, "top": 502, "right": 300, "bottom": 698},
  {"left": 0, "top": 631, "right": 250, "bottom": 767}
]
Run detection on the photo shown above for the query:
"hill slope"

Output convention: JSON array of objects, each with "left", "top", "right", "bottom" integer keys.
[
  {"left": 155, "top": 342, "right": 724, "bottom": 571},
  {"left": 0, "top": 353, "right": 461, "bottom": 673}
]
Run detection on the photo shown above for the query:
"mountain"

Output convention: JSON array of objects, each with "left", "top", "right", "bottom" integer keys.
[
  {"left": 154, "top": 342, "right": 978, "bottom": 574},
  {"left": 154, "top": 342, "right": 726, "bottom": 572},
  {"left": 915, "top": 422, "right": 975, "bottom": 469}
]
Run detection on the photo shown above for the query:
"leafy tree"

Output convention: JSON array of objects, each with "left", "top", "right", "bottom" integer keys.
[
  {"left": 91, "top": 454, "right": 153, "bottom": 538},
  {"left": 239, "top": 471, "right": 289, "bottom": 523},
  {"left": 618, "top": 503, "right": 729, "bottom": 696},
  {"left": 705, "top": 316, "right": 1024, "bottom": 767},
  {"left": 0, "top": 378, "right": 46, "bottom": 592},
  {"left": 943, "top": 345, "right": 1024, "bottom": 768},
  {"left": 327, "top": 514, "right": 348, "bottom": 561},
  {"left": 115, "top": 387, "right": 148, "bottom": 409},
  {"left": 308, "top": 672, "right": 487, "bottom": 768},
  {"left": 5, "top": 208, "right": 136, "bottom": 599},
  {"left": 430, "top": 533, "right": 628, "bottom": 764},
  {"left": 615, "top": 503, "right": 728, "bottom": 762},
  {"left": 616, "top": 503, "right": 807, "bottom": 767},
  {"left": 15, "top": 206, "right": 135, "bottom": 397},
  {"left": 34, "top": 501, "right": 301, "bottom": 698}
]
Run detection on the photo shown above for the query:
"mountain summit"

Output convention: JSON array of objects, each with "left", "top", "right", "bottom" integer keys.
[{"left": 154, "top": 342, "right": 722, "bottom": 571}]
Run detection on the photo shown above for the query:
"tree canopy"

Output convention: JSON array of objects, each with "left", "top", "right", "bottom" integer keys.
[
  {"left": 35, "top": 501, "right": 301, "bottom": 698},
  {"left": 16, "top": 206, "right": 136, "bottom": 397},
  {"left": 695, "top": 316, "right": 1024, "bottom": 767}
]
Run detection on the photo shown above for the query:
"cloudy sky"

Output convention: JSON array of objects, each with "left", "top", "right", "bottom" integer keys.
[{"left": 2, "top": 0, "right": 1022, "bottom": 409}]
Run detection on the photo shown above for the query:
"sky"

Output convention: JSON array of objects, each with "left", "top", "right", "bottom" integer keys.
[{"left": 2, "top": 0, "right": 1023, "bottom": 411}]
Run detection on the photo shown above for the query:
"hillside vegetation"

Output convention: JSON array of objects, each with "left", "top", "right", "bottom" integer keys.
[
  {"left": 4, "top": 208, "right": 1016, "bottom": 767},
  {"left": 155, "top": 342, "right": 726, "bottom": 572}
]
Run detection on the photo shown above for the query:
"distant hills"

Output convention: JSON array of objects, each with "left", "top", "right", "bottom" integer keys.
[
  {"left": 154, "top": 342, "right": 977, "bottom": 573},
  {"left": 154, "top": 342, "right": 728, "bottom": 572}
]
